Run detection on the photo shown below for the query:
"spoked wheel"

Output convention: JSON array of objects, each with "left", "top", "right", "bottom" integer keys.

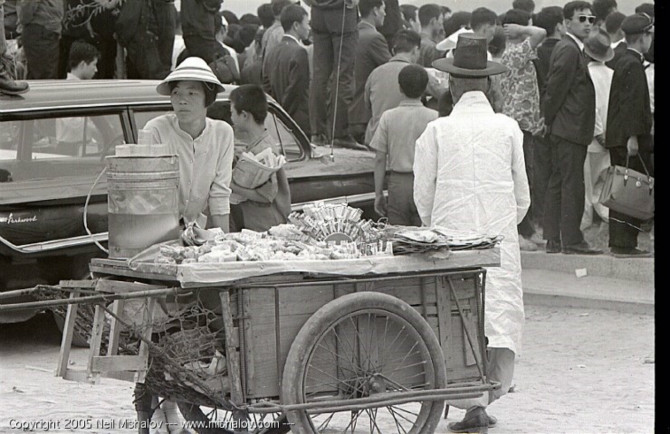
[
  {"left": 282, "top": 292, "right": 447, "bottom": 433},
  {"left": 176, "top": 403, "right": 290, "bottom": 434}
]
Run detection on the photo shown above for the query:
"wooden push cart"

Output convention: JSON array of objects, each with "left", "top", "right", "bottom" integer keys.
[{"left": 46, "top": 249, "right": 500, "bottom": 433}]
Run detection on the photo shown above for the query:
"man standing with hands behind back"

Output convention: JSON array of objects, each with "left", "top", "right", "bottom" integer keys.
[
  {"left": 542, "top": 1, "right": 602, "bottom": 255},
  {"left": 414, "top": 34, "right": 529, "bottom": 433}
]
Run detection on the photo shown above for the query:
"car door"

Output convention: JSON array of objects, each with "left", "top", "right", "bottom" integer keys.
[{"left": 0, "top": 108, "right": 129, "bottom": 257}]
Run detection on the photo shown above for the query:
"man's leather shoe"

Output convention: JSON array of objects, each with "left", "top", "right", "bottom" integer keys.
[
  {"left": 0, "top": 77, "right": 29, "bottom": 95},
  {"left": 546, "top": 239, "right": 561, "bottom": 254},
  {"left": 447, "top": 407, "right": 489, "bottom": 433},
  {"left": 610, "top": 247, "right": 652, "bottom": 258},
  {"left": 332, "top": 135, "right": 368, "bottom": 151},
  {"left": 562, "top": 241, "right": 603, "bottom": 255}
]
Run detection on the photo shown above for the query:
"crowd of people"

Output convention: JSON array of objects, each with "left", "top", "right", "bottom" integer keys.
[
  {"left": 0, "top": 0, "right": 654, "bottom": 258},
  {"left": 0, "top": 1, "right": 654, "bottom": 432}
]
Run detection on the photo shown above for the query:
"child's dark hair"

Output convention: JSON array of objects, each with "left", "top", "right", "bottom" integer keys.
[
  {"left": 280, "top": 4, "right": 308, "bottom": 32},
  {"left": 398, "top": 64, "right": 428, "bottom": 99},
  {"left": 503, "top": 8, "right": 531, "bottom": 26},
  {"left": 229, "top": 84, "right": 268, "bottom": 124},
  {"left": 68, "top": 40, "right": 100, "bottom": 71}
]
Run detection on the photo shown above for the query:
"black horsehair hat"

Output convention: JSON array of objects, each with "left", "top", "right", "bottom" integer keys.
[{"left": 432, "top": 33, "right": 508, "bottom": 77}]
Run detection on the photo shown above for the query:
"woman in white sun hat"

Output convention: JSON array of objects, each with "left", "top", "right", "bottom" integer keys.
[{"left": 144, "top": 56, "right": 234, "bottom": 232}]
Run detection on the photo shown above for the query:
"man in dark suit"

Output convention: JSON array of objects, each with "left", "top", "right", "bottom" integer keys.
[
  {"left": 262, "top": 4, "right": 311, "bottom": 136},
  {"left": 604, "top": 13, "right": 654, "bottom": 257},
  {"left": 349, "top": 0, "right": 391, "bottom": 145},
  {"left": 533, "top": 6, "right": 565, "bottom": 229},
  {"left": 542, "top": 1, "right": 602, "bottom": 254}
]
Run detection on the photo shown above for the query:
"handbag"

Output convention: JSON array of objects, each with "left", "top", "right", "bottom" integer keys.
[{"left": 599, "top": 154, "right": 654, "bottom": 220}]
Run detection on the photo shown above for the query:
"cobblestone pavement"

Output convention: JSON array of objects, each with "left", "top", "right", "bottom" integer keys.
[{"left": 0, "top": 304, "right": 655, "bottom": 433}]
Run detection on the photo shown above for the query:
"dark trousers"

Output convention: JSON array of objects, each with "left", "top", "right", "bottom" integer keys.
[
  {"left": 518, "top": 131, "right": 535, "bottom": 237},
  {"left": 126, "top": 33, "right": 170, "bottom": 79},
  {"left": 153, "top": 1, "right": 177, "bottom": 70},
  {"left": 607, "top": 147, "right": 653, "bottom": 249},
  {"left": 182, "top": 35, "right": 228, "bottom": 65},
  {"left": 22, "top": 24, "right": 60, "bottom": 79},
  {"left": 309, "top": 6, "right": 358, "bottom": 140},
  {"left": 387, "top": 172, "right": 421, "bottom": 226},
  {"left": 533, "top": 133, "right": 553, "bottom": 229},
  {"left": 543, "top": 135, "right": 587, "bottom": 246}
]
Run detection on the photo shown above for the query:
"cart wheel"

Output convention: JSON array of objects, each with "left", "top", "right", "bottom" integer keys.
[
  {"left": 282, "top": 292, "right": 447, "bottom": 434},
  {"left": 176, "top": 403, "right": 290, "bottom": 434}
]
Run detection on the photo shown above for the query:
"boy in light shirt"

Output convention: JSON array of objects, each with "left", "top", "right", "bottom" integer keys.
[{"left": 370, "top": 64, "right": 438, "bottom": 226}]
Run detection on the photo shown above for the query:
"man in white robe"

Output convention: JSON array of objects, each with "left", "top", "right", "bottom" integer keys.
[{"left": 414, "top": 33, "right": 530, "bottom": 433}]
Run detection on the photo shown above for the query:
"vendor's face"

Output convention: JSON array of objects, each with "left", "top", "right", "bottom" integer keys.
[{"left": 170, "top": 81, "right": 208, "bottom": 123}]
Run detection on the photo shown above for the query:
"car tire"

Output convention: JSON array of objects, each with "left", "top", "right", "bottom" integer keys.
[{"left": 52, "top": 310, "right": 90, "bottom": 348}]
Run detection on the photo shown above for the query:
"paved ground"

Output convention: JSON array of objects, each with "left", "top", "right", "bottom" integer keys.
[{"left": 0, "top": 302, "right": 655, "bottom": 433}]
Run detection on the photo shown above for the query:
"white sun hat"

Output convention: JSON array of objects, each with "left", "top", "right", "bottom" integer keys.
[{"left": 156, "top": 56, "right": 225, "bottom": 96}]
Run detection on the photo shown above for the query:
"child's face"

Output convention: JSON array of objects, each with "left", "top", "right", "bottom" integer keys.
[{"left": 80, "top": 59, "right": 98, "bottom": 80}]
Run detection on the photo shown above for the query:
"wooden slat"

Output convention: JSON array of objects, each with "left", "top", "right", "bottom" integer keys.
[
  {"left": 86, "top": 304, "right": 106, "bottom": 383},
  {"left": 241, "top": 290, "right": 256, "bottom": 396},
  {"left": 435, "top": 277, "right": 452, "bottom": 366},
  {"left": 63, "top": 368, "right": 96, "bottom": 384},
  {"left": 107, "top": 300, "right": 124, "bottom": 356},
  {"left": 59, "top": 280, "right": 97, "bottom": 289},
  {"left": 91, "top": 355, "right": 147, "bottom": 373},
  {"left": 57, "top": 290, "right": 80, "bottom": 379},
  {"left": 134, "top": 297, "right": 156, "bottom": 384},
  {"left": 95, "top": 279, "right": 166, "bottom": 294},
  {"left": 104, "top": 371, "right": 137, "bottom": 383},
  {"left": 219, "top": 290, "right": 245, "bottom": 405}
]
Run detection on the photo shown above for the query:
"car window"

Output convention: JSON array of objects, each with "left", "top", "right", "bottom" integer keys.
[
  {"left": 134, "top": 101, "right": 304, "bottom": 161},
  {"left": 0, "top": 114, "right": 124, "bottom": 184}
]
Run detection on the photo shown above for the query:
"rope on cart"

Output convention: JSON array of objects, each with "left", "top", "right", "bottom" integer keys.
[{"left": 84, "top": 166, "right": 110, "bottom": 254}]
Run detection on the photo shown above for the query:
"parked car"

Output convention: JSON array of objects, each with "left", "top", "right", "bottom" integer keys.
[{"left": 0, "top": 80, "right": 377, "bottom": 323}]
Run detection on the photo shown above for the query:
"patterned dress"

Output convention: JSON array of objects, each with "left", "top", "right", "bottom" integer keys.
[{"left": 500, "top": 38, "right": 545, "bottom": 135}]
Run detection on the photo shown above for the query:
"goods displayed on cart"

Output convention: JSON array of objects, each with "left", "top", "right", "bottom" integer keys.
[{"left": 152, "top": 202, "right": 503, "bottom": 265}]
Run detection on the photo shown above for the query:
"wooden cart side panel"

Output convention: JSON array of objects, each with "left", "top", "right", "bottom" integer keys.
[
  {"left": 240, "top": 272, "right": 484, "bottom": 400},
  {"left": 242, "top": 285, "right": 336, "bottom": 398}
]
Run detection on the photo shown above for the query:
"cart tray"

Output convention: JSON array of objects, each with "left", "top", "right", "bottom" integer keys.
[{"left": 90, "top": 248, "right": 500, "bottom": 287}]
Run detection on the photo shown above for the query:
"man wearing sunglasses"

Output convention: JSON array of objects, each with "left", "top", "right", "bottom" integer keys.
[{"left": 542, "top": 1, "right": 602, "bottom": 255}]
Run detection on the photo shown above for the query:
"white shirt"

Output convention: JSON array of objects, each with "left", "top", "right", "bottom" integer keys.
[
  {"left": 56, "top": 74, "right": 86, "bottom": 144},
  {"left": 413, "top": 91, "right": 529, "bottom": 354},
  {"left": 145, "top": 114, "right": 234, "bottom": 223},
  {"left": 587, "top": 61, "right": 613, "bottom": 146},
  {"left": 171, "top": 34, "right": 185, "bottom": 71},
  {"left": 566, "top": 31, "right": 585, "bottom": 52},
  {"left": 219, "top": 41, "right": 240, "bottom": 74},
  {"left": 645, "top": 62, "right": 654, "bottom": 114}
]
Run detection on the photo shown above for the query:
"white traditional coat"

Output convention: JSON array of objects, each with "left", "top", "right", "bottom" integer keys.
[{"left": 413, "top": 91, "right": 530, "bottom": 354}]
